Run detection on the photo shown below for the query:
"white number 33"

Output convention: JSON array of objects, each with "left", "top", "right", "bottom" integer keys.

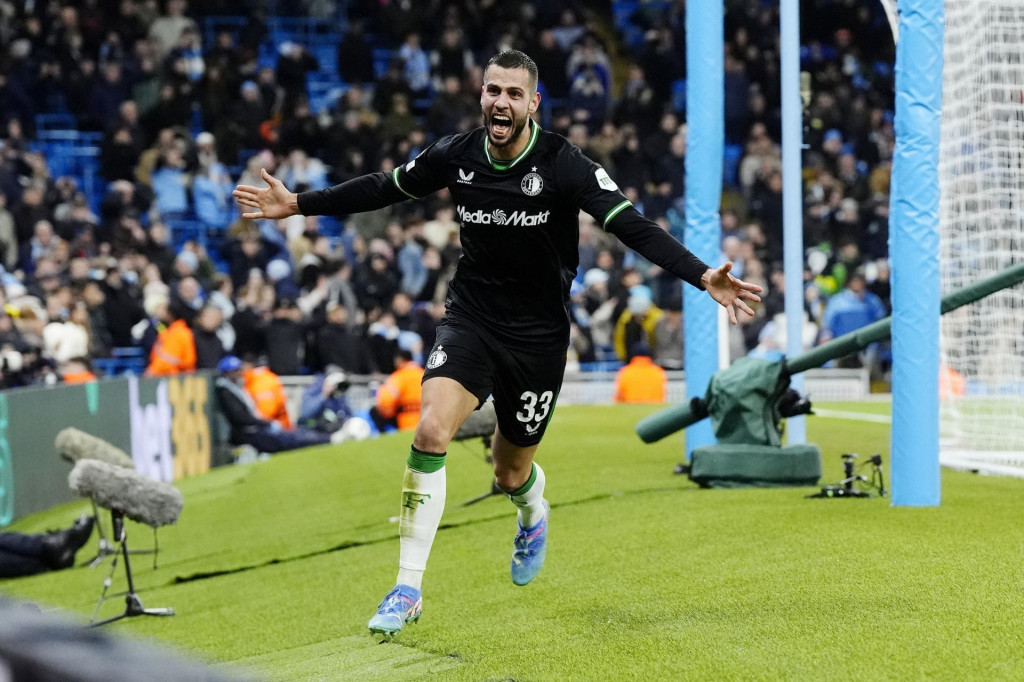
[{"left": 516, "top": 390, "right": 553, "bottom": 423}]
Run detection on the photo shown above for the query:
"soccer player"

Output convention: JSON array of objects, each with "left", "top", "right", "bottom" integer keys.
[{"left": 233, "top": 50, "right": 762, "bottom": 637}]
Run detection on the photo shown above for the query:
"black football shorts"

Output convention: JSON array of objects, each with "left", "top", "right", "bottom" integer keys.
[{"left": 423, "top": 320, "right": 566, "bottom": 447}]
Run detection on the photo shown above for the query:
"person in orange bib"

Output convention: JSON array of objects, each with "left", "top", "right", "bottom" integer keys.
[
  {"left": 371, "top": 349, "right": 424, "bottom": 432},
  {"left": 243, "top": 358, "right": 293, "bottom": 430},
  {"left": 60, "top": 357, "right": 98, "bottom": 384},
  {"left": 615, "top": 342, "right": 667, "bottom": 404},
  {"left": 146, "top": 310, "right": 196, "bottom": 376}
]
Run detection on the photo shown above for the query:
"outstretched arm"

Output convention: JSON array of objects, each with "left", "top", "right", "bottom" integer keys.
[
  {"left": 560, "top": 146, "right": 762, "bottom": 324},
  {"left": 233, "top": 168, "right": 409, "bottom": 219},
  {"left": 236, "top": 136, "right": 454, "bottom": 219},
  {"left": 607, "top": 210, "right": 762, "bottom": 324}
]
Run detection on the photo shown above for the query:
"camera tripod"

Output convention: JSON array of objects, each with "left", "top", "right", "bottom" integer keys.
[
  {"left": 807, "top": 453, "right": 887, "bottom": 499},
  {"left": 89, "top": 509, "right": 175, "bottom": 627}
]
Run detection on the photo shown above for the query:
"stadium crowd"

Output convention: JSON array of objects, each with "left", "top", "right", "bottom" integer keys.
[{"left": 0, "top": 0, "right": 898, "bottom": 393}]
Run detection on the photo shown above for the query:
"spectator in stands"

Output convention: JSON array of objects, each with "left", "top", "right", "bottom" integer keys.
[
  {"left": 145, "top": 303, "right": 195, "bottom": 376},
  {"left": 398, "top": 33, "right": 431, "bottom": 96},
  {"left": 227, "top": 230, "right": 276, "bottom": 289},
  {"left": 90, "top": 62, "right": 131, "bottom": 132},
  {"left": 148, "top": 0, "right": 197, "bottom": 60},
  {"left": 100, "top": 265, "right": 144, "bottom": 348},
  {"left": 337, "top": 20, "right": 375, "bottom": 86},
  {"left": 167, "top": 25, "right": 204, "bottom": 84},
  {"left": 277, "top": 149, "right": 328, "bottom": 192},
  {"left": 19, "top": 220, "right": 63, "bottom": 276},
  {"left": 225, "top": 81, "right": 267, "bottom": 152},
  {"left": 42, "top": 302, "right": 90, "bottom": 365},
  {"left": 170, "top": 274, "right": 204, "bottom": 327},
  {"left": 131, "top": 291, "right": 167, "bottom": 359},
  {"left": 81, "top": 280, "right": 112, "bottom": 358},
  {"left": 653, "top": 132, "right": 687, "bottom": 201},
  {"left": 372, "top": 58, "right": 414, "bottom": 116},
  {"left": 193, "top": 303, "right": 226, "bottom": 370},
  {"left": 614, "top": 287, "right": 663, "bottom": 362},
  {"left": 315, "top": 300, "right": 376, "bottom": 375},
  {"left": 193, "top": 163, "right": 236, "bottom": 230},
  {"left": 615, "top": 342, "right": 667, "bottom": 404},
  {"left": 354, "top": 251, "right": 399, "bottom": 315},
  {"left": 369, "top": 348, "right": 423, "bottom": 433},
  {"left": 652, "top": 306, "right": 683, "bottom": 371},
  {"left": 101, "top": 125, "right": 143, "bottom": 182},
  {"left": 530, "top": 29, "right": 569, "bottom": 100},
  {"left": 276, "top": 42, "right": 319, "bottom": 112},
  {"left": 0, "top": 193, "right": 16, "bottom": 272},
  {"left": 821, "top": 271, "right": 887, "bottom": 368},
  {"left": 214, "top": 355, "right": 341, "bottom": 455},
  {"left": 151, "top": 147, "right": 191, "bottom": 220},
  {"left": 264, "top": 296, "right": 304, "bottom": 376},
  {"left": 230, "top": 278, "right": 271, "bottom": 359}
]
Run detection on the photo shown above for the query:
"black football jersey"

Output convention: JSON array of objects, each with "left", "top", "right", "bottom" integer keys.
[{"left": 392, "top": 121, "right": 634, "bottom": 352}]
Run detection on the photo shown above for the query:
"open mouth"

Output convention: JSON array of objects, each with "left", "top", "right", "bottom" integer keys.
[{"left": 490, "top": 113, "right": 513, "bottom": 137}]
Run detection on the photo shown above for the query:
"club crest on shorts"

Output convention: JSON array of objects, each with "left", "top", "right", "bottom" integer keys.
[
  {"left": 521, "top": 172, "right": 543, "bottom": 196},
  {"left": 426, "top": 346, "right": 447, "bottom": 369}
]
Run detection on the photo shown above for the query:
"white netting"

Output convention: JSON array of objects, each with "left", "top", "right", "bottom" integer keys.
[{"left": 938, "top": 0, "right": 1024, "bottom": 472}]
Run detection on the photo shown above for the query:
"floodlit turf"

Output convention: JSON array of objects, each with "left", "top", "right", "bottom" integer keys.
[{"left": 3, "top": 403, "right": 1023, "bottom": 680}]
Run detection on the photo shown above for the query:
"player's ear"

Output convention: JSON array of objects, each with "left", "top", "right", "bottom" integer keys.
[{"left": 529, "top": 90, "right": 541, "bottom": 114}]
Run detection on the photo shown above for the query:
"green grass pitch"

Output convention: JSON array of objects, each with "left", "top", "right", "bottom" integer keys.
[{"left": 2, "top": 403, "right": 1023, "bottom": 680}]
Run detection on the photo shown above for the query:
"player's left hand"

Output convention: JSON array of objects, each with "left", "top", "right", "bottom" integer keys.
[{"left": 701, "top": 263, "right": 763, "bottom": 325}]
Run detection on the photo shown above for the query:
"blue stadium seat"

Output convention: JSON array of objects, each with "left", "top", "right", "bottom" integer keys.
[
  {"left": 723, "top": 144, "right": 743, "bottom": 188},
  {"left": 201, "top": 16, "right": 248, "bottom": 51},
  {"left": 95, "top": 347, "right": 148, "bottom": 377},
  {"left": 671, "top": 79, "right": 687, "bottom": 114},
  {"left": 372, "top": 48, "right": 395, "bottom": 79},
  {"left": 318, "top": 216, "right": 343, "bottom": 237},
  {"left": 35, "top": 113, "right": 78, "bottom": 136},
  {"left": 611, "top": 1, "right": 640, "bottom": 32}
]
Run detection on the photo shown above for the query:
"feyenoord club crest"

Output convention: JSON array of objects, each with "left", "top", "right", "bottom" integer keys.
[
  {"left": 521, "top": 171, "right": 543, "bottom": 196},
  {"left": 426, "top": 346, "right": 448, "bottom": 369}
]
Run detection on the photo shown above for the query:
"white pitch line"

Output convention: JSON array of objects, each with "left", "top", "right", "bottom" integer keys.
[{"left": 813, "top": 408, "right": 892, "bottom": 424}]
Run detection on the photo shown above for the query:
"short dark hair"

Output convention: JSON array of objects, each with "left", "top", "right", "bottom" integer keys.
[{"left": 485, "top": 50, "right": 539, "bottom": 92}]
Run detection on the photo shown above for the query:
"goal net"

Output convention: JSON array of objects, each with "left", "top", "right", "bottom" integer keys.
[{"left": 883, "top": 0, "right": 1024, "bottom": 476}]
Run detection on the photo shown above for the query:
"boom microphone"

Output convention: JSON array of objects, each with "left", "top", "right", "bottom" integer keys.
[
  {"left": 56, "top": 428, "right": 135, "bottom": 469},
  {"left": 454, "top": 401, "right": 497, "bottom": 441},
  {"left": 68, "top": 460, "right": 183, "bottom": 528}
]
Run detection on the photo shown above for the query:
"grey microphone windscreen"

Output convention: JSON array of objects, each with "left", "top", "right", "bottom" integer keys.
[
  {"left": 69, "top": 460, "right": 183, "bottom": 528},
  {"left": 454, "top": 401, "right": 497, "bottom": 441},
  {"left": 56, "top": 428, "right": 135, "bottom": 469}
]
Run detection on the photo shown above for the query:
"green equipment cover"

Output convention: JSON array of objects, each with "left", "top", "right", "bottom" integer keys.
[
  {"left": 704, "top": 356, "right": 789, "bottom": 446},
  {"left": 689, "top": 443, "right": 822, "bottom": 488}
]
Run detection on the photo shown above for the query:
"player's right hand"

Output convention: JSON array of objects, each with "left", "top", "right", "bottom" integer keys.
[{"left": 233, "top": 168, "right": 300, "bottom": 220}]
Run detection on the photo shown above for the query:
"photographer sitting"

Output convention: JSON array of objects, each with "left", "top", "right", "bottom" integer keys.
[
  {"left": 298, "top": 365, "right": 372, "bottom": 441},
  {"left": 215, "top": 355, "right": 346, "bottom": 455}
]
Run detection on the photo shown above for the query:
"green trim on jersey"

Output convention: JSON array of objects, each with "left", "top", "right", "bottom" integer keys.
[
  {"left": 392, "top": 167, "right": 419, "bottom": 199},
  {"left": 483, "top": 119, "right": 540, "bottom": 171},
  {"left": 407, "top": 447, "right": 446, "bottom": 473},
  {"left": 603, "top": 199, "right": 633, "bottom": 228},
  {"left": 506, "top": 463, "right": 539, "bottom": 497}
]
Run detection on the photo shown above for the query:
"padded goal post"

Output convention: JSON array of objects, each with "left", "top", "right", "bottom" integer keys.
[{"left": 880, "top": 0, "right": 1024, "bottom": 478}]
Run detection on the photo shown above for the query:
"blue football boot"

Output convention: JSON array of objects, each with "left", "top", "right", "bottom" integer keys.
[
  {"left": 368, "top": 584, "right": 422, "bottom": 636},
  {"left": 510, "top": 500, "right": 549, "bottom": 586}
]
